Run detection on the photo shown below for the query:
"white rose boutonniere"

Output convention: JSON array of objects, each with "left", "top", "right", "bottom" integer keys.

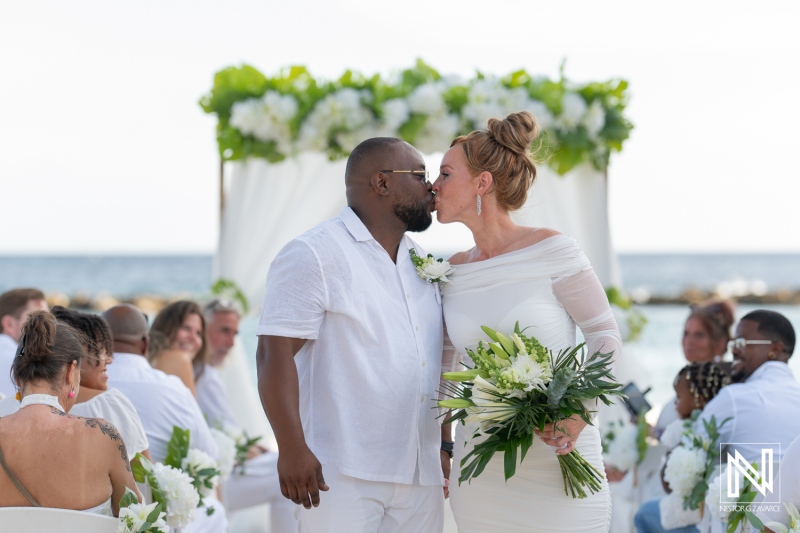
[{"left": 409, "top": 248, "right": 454, "bottom": 285}]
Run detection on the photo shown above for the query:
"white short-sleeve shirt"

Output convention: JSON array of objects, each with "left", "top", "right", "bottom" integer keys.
[
  {"left": 257, "top": 207, "right": 444, "bottom": 486},
  {"left": 196, "top": 364, "right": 238, "bottom": 429},
  {"left": 0, "top": 333, "right": 18, "bottom": 398},
  {"left": 106, "top": 352, "right": 218, "bottom": 464}
]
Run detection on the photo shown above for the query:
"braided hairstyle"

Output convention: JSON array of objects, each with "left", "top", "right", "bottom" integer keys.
[{"left": 678, "top": 362, "right": 731, "bottom": 409}]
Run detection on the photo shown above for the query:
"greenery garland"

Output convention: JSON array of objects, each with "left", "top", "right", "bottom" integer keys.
[{"left": 200, "top": 60, "right": 633, "bottom": 175}]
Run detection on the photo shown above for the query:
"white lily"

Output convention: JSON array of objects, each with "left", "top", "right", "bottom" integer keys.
[
  {"left": 512, "top": 333, "right": 528, "bottom": 355},
  {"left": 464, "top": 376, "right": 517, "bottom": 424}
]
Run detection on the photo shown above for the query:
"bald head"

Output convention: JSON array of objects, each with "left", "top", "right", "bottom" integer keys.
[
  {"left": 345, "top": 137, "right": 407, "bottom": 185},
  {"left": 102, "top": 304, "right": 149, "bottom": 355}
]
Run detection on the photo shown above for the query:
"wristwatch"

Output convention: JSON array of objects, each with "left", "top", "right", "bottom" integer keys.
[{"left": 441, "top": 440, "right": 454, "bottom": 458}]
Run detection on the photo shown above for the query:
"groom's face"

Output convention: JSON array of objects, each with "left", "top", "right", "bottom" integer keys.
[{"left": 386, "top": 145, "right": 435, "bottom": 232}]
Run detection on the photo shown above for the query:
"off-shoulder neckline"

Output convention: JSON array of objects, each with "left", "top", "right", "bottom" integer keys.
[{"left": 450, "top": 234, "right": 571, "bottom": 267}]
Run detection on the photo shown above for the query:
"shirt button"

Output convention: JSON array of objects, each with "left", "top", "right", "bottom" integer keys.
[
  {"left": 415, "top": 325, "right": 419, "bottom": 331},
  {"left": 422, "top": 361, "right": 427, "bottom": 367},
  {"left": 420, "top": 395, "right": 425, "bottom": 403},
  {"left": 406, "top": 293, "right": 410, "bottom": 299}
]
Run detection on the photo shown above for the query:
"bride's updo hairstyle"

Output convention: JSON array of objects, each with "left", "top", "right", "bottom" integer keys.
[
  {"left": 10, "top": 311, "right": 85, "bottom": 389},
  {"left": 451, "top": 111, "right": 540, "bottom": 211}
]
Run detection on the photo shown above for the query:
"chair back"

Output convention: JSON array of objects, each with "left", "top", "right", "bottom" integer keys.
[{"left": 0, "top": 506, "right": 118, "bottom": 532}]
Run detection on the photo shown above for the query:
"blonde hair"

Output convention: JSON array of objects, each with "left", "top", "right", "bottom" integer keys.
[{"left": 451, "top": 111, "right": 540, "bottom": 211}]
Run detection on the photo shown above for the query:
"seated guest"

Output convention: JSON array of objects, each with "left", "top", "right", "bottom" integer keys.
[
  {"left": 0, "top": 307, "right": 151, "bottom": 461},
  {"left": 200, "top": 298, "right": 296, "bottom": 532},
  {"left": 148, "top": 300, "right": 209, "bottom": 396},
  {"left": 634, "top": 362, "right": 731, "bottom": 533},
  {"left": 0, "top": 311, "right": 140, "bottom": 516},
  {"left": 655, "top": 299, "right": 735, "bottom": 435},
  {"left": 102, "top": 304, "right": 226, "bottom": 532},
  {"left": 0, "top": 288, "right": 48, "bottom": 397},
  {"left": 698, "top": 309, "right": 799, "bottom": 463}
]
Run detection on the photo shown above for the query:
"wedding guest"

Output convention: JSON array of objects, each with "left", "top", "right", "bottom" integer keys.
[
  {"left": 0, "top": 311, "right": 140, "bottom": 516},
  {"left": 148, "top": 300, "right": 209, "bottom": 396},
  {"left": 102, "top": 303, "right": 227, "bottom": 532},
  {"left": 0, "top": 288, "right": 48, "bottom": 397},
  {"left": 633, "top": 362, "right": 731, "bottom": 533},
  {"left": 0, "top": 307, "right": 151, "bottom": 462},
  {"left": 199, "top": 298, "right": 296, "bottom": 532},
  {"left": 697, "top": 310, "right": 799, "bottom": 462},
  {"left": 655, "top": 299, "right": 735, "bottom": 434},
  {"left": 258, "top": 137, "right": 445, "bottom": 530}
]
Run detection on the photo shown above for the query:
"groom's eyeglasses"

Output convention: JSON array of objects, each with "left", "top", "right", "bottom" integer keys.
[{"left": 381, "top": 170, "right": 429, "bottom": 183}]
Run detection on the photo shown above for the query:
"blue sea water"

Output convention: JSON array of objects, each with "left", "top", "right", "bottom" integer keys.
[{"left": 1, "top": 253, "right": 798, "bottom": 297}]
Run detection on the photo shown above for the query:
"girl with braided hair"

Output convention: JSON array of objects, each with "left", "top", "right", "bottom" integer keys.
[{"left": 673, "top": 362, "right": 731, "bottom": 421}]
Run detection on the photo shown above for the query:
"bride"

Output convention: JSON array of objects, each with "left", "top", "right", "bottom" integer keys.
[{"left": 433, "top": 111, "right": 621, "bottom": 532}]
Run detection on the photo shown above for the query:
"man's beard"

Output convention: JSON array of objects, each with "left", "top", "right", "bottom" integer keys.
[{"left": 393, "top": 196, "right": 433, "bottom": 232}]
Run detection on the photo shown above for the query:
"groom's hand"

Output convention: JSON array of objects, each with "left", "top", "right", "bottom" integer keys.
[
  {"left": 440, "top": 450, "right": 451, "bottom": 498},
  {"left": 278, "top": 445, "right": 329, "bottom": 509},
  {"left": 535, "top": 415, "right": 588, "bottom": 455}
]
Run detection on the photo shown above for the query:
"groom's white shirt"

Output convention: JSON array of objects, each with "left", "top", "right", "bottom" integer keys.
[
  {"left": 106, "top": 352, "right": 218, "bottom": 463},
  {"left": 258, "top": 206, "right": 444, "bottom": 486}
]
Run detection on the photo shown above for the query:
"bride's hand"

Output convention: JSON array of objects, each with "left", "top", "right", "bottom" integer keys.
[{"left": 534, "top": 415, "right": 587, "bottom": 455}]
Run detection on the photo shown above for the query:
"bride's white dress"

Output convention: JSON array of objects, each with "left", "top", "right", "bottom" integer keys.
[{"left": 442, "top": 235, "right": 621, "bottom": 533}]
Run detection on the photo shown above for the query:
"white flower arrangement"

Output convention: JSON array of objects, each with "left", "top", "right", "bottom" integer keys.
[
  {"left": 201, "top": 61, "right": 633, "bottom": 175},
  {"left": 152, "top": 462, "right": 199, "bottom": 529},
  {"left": 749, "top": 503, "right": 800, "bottom": 533},
  {"left": 664, "top": 445, "right": 708, "bottom": 497},
  {"left": 116, "top": 488, "right": 170, "bottom": 533},
  {"left": 210, "top": 427, "right": 237, "bottom": 479},
  {"left": 181, "top": 448, "right": 220, "bottom": 501},
  {"left": 409, "top": 248, "right": 454, "bottom": 285},
  {"left": 601, "top": 417, "right": 649, "bottom": 473}
]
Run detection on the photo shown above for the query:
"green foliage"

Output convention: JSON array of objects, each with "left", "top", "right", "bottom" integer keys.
[
  {"left": 131, "top": 453, "right": 168, "bottom": 516},
  {"left": 120, "top": 487, "right": 139, "bottom": 509},
  {"left": 199, "top": 61, "right": 633, "bottom": 174},
  {"left": 605, "top": 286, "right": 648, "bottom": 342},
  {"left": 165, "top": 426, "right": 190, "bottom": 470},
  {"left": 636, "top": 415, "right": 649, "bottom": 466},
  {"left": 210, "top": 278, "right": 249, "bottom": 315}
]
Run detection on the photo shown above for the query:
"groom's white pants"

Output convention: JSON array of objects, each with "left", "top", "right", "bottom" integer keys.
[{"left": 295, "top": 464, "right": 444, "bottom": 533}]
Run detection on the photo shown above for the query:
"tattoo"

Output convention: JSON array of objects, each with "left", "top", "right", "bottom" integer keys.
[
  {"left": 84, "top": 418, "right": 132, "bottom": 472},
  {"left": 49, "top": 407, "right": 69, "bottom": 417}
]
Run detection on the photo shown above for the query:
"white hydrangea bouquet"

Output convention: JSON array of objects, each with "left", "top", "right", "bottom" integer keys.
[
  {"left": 132, "top": 454, "right": 198, "bottom": 530},
  {"left": 210, "top": 427, "right": 237, "bottom": 479},
  {"left": 117, "top": 487, "right": 169, "bottom": 533},
  {"left": 165, "top": 427, "right": 221, "bottom": 513},
  {"left": 409, "top": 248, "right": 454, "bottom": 285},
  {"left": 662, "top": 413, "right": 730, "bottom": 511},
  {"left": 601, "top": 416, "right": 649, "bottom": 473},
  {"left": 438, "top": 323, "right": 623, "bottom": 498},
  {"left": 748, "top": 503, "right": 800, "bottom": 533}
]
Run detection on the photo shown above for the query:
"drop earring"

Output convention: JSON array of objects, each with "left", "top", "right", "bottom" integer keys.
[
  {"left": 477, "top": 194, "right": 482, "bottom": 216},
  {"left": 68, "top": 388, "right": 75, "bottom": 399}
]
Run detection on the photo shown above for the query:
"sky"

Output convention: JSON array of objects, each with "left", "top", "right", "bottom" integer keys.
[{"left": 1, "top": 0, "right": 798, "bottom": 254}]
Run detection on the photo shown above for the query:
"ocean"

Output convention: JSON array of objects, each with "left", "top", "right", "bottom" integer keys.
[{"left": 1, "top": 253, "right": 799, "bottom": 417}]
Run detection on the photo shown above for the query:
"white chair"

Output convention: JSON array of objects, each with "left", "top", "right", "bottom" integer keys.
[{"left": 0, "top": 507, "right": 118, "bottom": 532}]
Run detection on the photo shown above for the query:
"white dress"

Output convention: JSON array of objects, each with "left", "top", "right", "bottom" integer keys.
[{"left": 442, "top": 235, "right": 621, "bottom": 533}]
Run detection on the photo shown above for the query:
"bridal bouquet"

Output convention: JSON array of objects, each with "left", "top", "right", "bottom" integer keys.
[
  {"left": 438, "top": 323, "right": 623, "bottom": 498},
  {"left": 748, "top": 503, "right": 800, "bottom": 533},
  {"left": 117, "top": 487, "right": 170, "bottom": 533},
  {"left": 662, "top": 413, "right": 730, "bottom": 511},
  {"left": 132, "top": 454, "right": 198, "bottom": 529}
]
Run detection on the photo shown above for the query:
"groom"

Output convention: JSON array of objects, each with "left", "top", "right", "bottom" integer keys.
[{"left": 256, "top": 137, "right": 446, "bottom": 532}]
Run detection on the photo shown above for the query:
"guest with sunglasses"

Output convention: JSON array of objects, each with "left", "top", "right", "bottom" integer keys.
[{"left": 698, "top": 309, "right": 799, "bottom": 463}]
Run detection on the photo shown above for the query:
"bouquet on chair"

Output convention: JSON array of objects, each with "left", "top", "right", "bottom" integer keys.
[{"left": 438, "top": 323, "right": 623, "bottom": 499}]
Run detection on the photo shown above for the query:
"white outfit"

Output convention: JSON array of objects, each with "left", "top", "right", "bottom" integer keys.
[
  {"left": 757, "top": 434, "right": 800, "bottom": 526},
  {"left": 258, "top": 207, "right": 445, "bottom": 530},
  {"left": 0, "top": 388, "right": 149, "bottom": 460},
  {"left": 196, "top": 365, "right": 238, "bottom": 428},
  {"left": 105, "top": 352, "right": 218, "bottom": 464},
  {"left": 0, "top": 333, "right": 18, "bottom": 398},
  {"left": 197, "top": 363, "right": 296, "bottom": 532},
  {"left": 441, "top": 235, "right": 620, "bottom": 533},
  {"left": 697, "top": 361, "right": 800, "bottom": 463}
]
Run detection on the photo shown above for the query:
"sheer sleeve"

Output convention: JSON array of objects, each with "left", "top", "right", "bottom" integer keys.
[
  {"left": 439, "top": 324, "right": 463, "bottom": 421},
  {"left": 552, "top": 267, "right": 622, "bottom": 363}
]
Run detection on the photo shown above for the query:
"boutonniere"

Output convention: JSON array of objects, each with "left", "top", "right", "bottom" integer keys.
[{"left": 409, "top": 248, "right": 455, "bottom": 285}]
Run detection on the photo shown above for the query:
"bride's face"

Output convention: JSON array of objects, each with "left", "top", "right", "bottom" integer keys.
[{"left": 432, "top": 146, "right": 478, "bottom": 224}]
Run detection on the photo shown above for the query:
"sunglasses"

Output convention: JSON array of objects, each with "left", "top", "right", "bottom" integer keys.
[
  {"left": 727, "top": 338, "right": 773, "bottom": 351},
  {"left": 380, "top": 169, "right": 429, "bottom": 183}
]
